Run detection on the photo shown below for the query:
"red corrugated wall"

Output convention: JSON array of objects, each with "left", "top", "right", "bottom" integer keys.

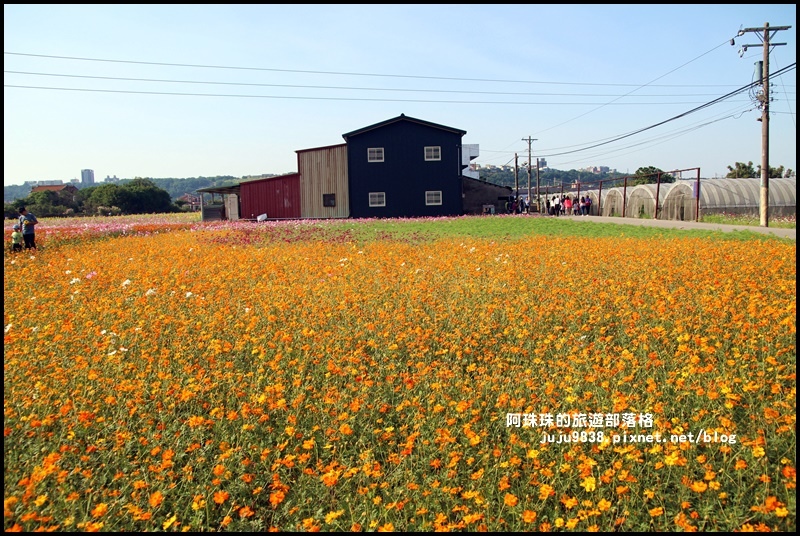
[{"left": 240, "top": 174, "right": 301, "bottom": 219}]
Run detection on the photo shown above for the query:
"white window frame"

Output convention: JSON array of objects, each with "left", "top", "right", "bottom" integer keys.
[
  {"left": 369, "top": 192, "right": 386, "bottom": 207},
  {"left": 367, "top": 147, "right": 384, "bottom": 163},
  {"left": 424, "top": 146, "right": 441, "bottom": 161},
  {"left": 425, "top": 190, "right": 442, "bottom": 206}
]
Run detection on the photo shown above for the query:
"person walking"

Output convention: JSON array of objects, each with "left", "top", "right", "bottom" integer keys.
[
  {"left": 18, "top": 206, "right": 39, "bottom": 250},
  {"left": 552, "top": 196, "right": 561, "bottom": 217},
  {"left": 564, "top": 196, "right": 573, "bottom": 216}
]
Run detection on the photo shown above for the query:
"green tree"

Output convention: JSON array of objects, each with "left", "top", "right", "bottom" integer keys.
[
  {"left": 726, "top": 161, "right": 757, "bottom": 178},
  {"left": 82, "top": 183, "right": 127, "bottom": 215},
  {"left": 630, "top": 166, "right": 675, "bottom": 186},
  {"left": 757, "top": 164, "right": 786, "bottom": 179},
  {"left": 120, "top": 178, "right": 175, "bottom": 214}
]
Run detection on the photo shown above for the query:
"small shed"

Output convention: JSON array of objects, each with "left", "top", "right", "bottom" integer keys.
[
  {"left": 197, "top": 183, "right": 240, "bottom": 221},
  {"left": 239, "top": 173, "right": 301, "bottom": 220},
  {"left": 462, "top": 176, "right": 512, "bottom": 215}
]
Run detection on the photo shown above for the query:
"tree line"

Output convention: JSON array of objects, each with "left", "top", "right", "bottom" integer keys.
[
  {"left": 480, "top": 162, "right": 794, "bottom": 191},
  {"left": 4, "top": 164, "right": 792, "bottom": 219}
]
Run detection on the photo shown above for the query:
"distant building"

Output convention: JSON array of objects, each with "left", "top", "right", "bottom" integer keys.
[
  {"left": 104, "top": 175, "right": 120, "bottom": 182},
  {"left": 462, "top": 144, "right": 480, "bottom": 180},
  {"left": 30, "top": 183, "right": 80, "bottom": 202},
  {"left": 177, "top": 193, "right": 202, "bottom": 211},
  {"left": 81, "top": 169, "right": 95, "bottom": 186},
  {"left": 580, "top": 166, "right": 610, "bottom": 174}
]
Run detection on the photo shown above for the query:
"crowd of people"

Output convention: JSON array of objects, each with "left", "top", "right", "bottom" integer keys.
[
  {"left": 503, "top": 194, "right": 594, "bottom": 216},
  {"left": 545, "top": 195, "right": 592, "bottom": 217}
]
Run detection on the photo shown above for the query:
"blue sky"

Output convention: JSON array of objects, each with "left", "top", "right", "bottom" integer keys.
[{"left": 3, "top": 4, "right": 796, "bottom": 186}]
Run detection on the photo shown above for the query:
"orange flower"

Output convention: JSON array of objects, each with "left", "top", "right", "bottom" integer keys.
[
  {"left": 91, "top": 503, "right": 108, "bottom": 518},
  {"left": 239, "top": 506, "right": 255, "bottom": 518},
  {"left": 148, "top": 491, "right": 163, "bottom": 508},
  {"left": 690, "top": 481, "right": 708, "bottom": 493},
  {"left": 339, "top": 423, "right": 354, "bottom": 435},
  {"left": 213, "top": 490, "right": 230, "bottom": 505},
  {"left": 321, "top": 470, "right": 339, "bottom": 487},
  {"left": 522, "top": 510, "right": 538, "bottom": 523},
  {"left": 269, "top": 490, "right": 285, "bottom": 507},
  {"left": 504, "top": 493, "right": 519, "bottom": 507}
]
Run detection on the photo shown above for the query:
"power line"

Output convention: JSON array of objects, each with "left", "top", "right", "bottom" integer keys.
[
  {"left": 7, "top": 70, "right": 775, "bottom": 98},
  {"left": 531, "top": 37, "right": 750, "bottom": 136},
  {"left": 4, "top": 51, "right": 779, "bottom": 88},
  {"left": 4, "top": 84, "right": 753, "bottom": 106},
  {"left": 537, "top": 63, "right": 796, "bottom": 158}
]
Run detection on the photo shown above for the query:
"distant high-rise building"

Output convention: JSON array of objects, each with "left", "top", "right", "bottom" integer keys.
[{"left": 81, "top": 169, "right": 95, "bottom": 186}]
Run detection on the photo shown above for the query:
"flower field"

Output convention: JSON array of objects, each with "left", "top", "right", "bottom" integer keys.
[{"left": 3, "top": 214, "right": 796, "bottom": 531}]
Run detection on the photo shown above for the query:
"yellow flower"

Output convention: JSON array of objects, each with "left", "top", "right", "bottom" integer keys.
[
  {"left": 325, "top": 510, "right": 344, "bottom": 524},
  {"left": 163, "top": 514, "right": 177, "bottom": 530},
  {"left": 581, "top": 476, "right": 597, "bottom": 492}
]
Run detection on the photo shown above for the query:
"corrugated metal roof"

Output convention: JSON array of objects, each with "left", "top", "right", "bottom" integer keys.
[
  {"left": 238, "top": 172, "right": 300, "bottom": 185},
  {"left": 342, "top": 113, "right": 466, "bottom": 139},
  {"left": 196, "top": 184, "right": 240, "bottom": 195},
  {"left": 296, "top": 143, "right": 347, "bottom": 154}
]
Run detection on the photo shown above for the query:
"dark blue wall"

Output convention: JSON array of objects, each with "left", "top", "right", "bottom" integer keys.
[{"left": 346, "top": 120, "right": 463, "bottom": 218}]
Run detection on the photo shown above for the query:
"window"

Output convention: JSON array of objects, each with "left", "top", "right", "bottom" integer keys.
[
  {"left": 368, "top": 147, "right": 384, "bottom": 162},
  {"left": 369, "top": 192, "right": 386, "bottom": 207},
  {"left": 424, "top": 146, "right": 441, "bottom": 161},
  {"left": 323, "top": 193, "right": 336, "bottom": 207},
  {"left": 425, "top": 191, "right": 442, "bottom": 206}
]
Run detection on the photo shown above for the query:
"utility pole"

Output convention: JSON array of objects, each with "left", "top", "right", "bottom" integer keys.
[
  {"left": 735, "top": 22, "right": 791, "bottom": 227},
  {"left": 514, "top": 153, "right": 519, "bottom": 199},
  {"left": 522, "top": 136, "right": 537, "bottom": 212},
  {"left": 536, "top": 158, "right": 541, "bottom": 213}
]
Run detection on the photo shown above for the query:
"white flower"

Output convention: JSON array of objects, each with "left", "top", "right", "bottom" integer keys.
[
  {"left": 70, "top": 278, "right": 81, "bottom": 285},
  {"left": 4, "top": 324, "right": 12, "bottom": 334},
  {"left": 145, "top": 288, "right": 157, "bottom": 296},
  {"left": 185, "top": 291, "right": 193, "bottom": 298},
  {"left": 65, "top": 270, "right": 72, "bottom": 275},
  {"left": 121, "top": 279, "right": 131, "bottom": 287}
]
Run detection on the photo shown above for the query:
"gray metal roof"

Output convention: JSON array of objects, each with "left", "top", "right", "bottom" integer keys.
[
  {"left": 196, "top": 184, "right": 240, "bottom": 196},
  {"left": 342, "top": 113, "right": 466, "bottom": 139}
]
